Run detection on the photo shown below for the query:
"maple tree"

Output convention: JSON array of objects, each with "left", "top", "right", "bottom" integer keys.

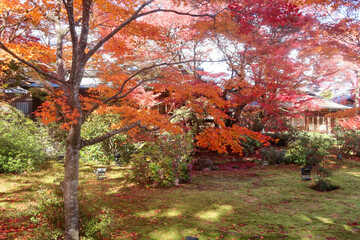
[
  {"left": 0, "top": 0, "right": 224, "bottom": 238},
  {"left": 327, "top": 106, "right": 360, "bottom": 130},
  {"left": 200, "top": 0, "right": 316, "bottom": 132},
  {"left": 301, "top": 0, "right": 360, "bottom": 111},
  {"left": 0, "top": 0, "right": 340, "bottom": 238}
]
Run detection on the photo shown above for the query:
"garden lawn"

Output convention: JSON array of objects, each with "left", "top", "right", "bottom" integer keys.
[{"left": 1, "top": 159, "right": 360, "bottom": 240}]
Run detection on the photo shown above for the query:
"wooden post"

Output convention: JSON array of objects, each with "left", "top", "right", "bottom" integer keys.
[
  {"left": 317, "top": 115, "right": 320, "bottom": 133},
  {"left": 297, "top": 118, "right": 300, "bottom": 128}
]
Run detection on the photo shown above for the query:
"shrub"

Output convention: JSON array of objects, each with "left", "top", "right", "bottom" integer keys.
[
  {"left": 311, "top": 178, "right": 339, "bottom": 192},
  {"left": 43, "top": 121, "right": 67, "bottom": 154},
  {"left": 333, "top": 127, "right": 360, "bottom": 156},
  {"left": 80, "top": 144, "right": 111, "bottom": 165},
  {"left": 316, "top": 166, "right": 333, "bottom": 178},
  {"left": 129, "top": 134, "right": 193, "bottom": 187},
  {"left": 310, "top": 164, "right": 338, "bottom": 192},
  {"left": 0, "top": 105, "right": 53, "bottom": 173},
  {"left": 260, "top": 147, "right": 287, "bottom": 165},
  {"left": 264, "top": 128, "right": 300, "bottom": 147},
  {"left": 239, "top": 135, "right": 263, "bottom": 156},
  {"left": 114, "top": 142, "right": 138, "bottom": 165},
  {"left": 80, "top": 114, "right": 133, "bottom": 164},
  {"left": 285, "top": 132, "right": 335, "bottom": 166},
  {"left": 80, "top": 206, "right": 113, "bottom": 240}
]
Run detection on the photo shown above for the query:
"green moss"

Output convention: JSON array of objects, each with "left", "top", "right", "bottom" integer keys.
[{"left": 1, "top": 161, "right": 360, "bottom": 239}]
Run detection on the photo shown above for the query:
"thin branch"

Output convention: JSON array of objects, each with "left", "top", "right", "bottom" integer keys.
[
  {"left": 85, "top": 2, "right": 221, "bottom": 62},
  {"left": 80, "top": 120, "right": 159, "bottom": 147},
  {"left": 0, "top": 41, "right": 59, "bottom": 81},
  {"left": 81, "top": 120, "right": 141, "bottom": 147},
  {"left": 312, "top": 69, "right": 341, "bottom": 80},
  {"left": 118, "top": 78, "right": 157, "bottom": 99},
  {"left": 139, "top": 123, "right": 160, "bottom": 131},
  {"left": 62, "top": 0, "right": 79, "bottom": 81},
  {"left": 137, "top": 8, "right": 217, "bottom": 19},
  {"left": 83, "top": 59, "right": 226, "bottom": 121},
  {"left": 82, "top": 78, "right": 155, "bottom": 123},
  {"left": 84, "top": 0, "right": 155, "bottom": 61},
  {"left": 78, "top": 0, "right": 93, "bottom": 59},
  {"left": 29, "top": 0, "right": 58, "bottom": 22}
]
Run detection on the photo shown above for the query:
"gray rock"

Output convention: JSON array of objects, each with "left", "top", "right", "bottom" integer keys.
[
  {"left": 196, "top": 158, "right": 214, "bottom": 170},
  {"left": 186, "top": 237, "right": 199, "bottom": 240},
  {"left": 196, "top": 158, "right": 220, "bottom": 171}
]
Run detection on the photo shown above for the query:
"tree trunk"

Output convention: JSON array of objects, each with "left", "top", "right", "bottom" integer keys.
[{"left": 63, "top": 123, "right": 82, "bottom": 240}]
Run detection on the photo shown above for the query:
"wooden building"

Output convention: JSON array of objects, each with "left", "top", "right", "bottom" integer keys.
[
  {"left": 288, "top": 95, "right": 351, "bottom": 133},
  {"left": 0, "top": 87, "right": 33, "bottom": 116}
]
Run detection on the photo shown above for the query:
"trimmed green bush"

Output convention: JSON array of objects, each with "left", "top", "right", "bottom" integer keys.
[
  {"left": 285, "top": 132, "right": 335, "bottom": 166},
  {"left": 260, "top": 132, "right": 335, "bottom": 166},
  {"left": 0, "top": 105, "right": 53, "bottom": 173},
  {"left": 260, "top": 147, "right": 287, "bottom": 165}
]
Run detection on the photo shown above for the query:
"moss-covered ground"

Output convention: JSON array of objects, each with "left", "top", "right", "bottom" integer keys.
[{"left": 1, "top": 157, "right": 360, "bottom": 239}]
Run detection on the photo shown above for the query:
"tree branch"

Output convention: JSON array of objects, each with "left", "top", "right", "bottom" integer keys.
[
  {"left": 81, "top": 120, "right": 141, "bottom": 147},
  {"left": 78, "top": 0, "right": 93, "bottom": 60},
  {"left": 0, "top": 41, "right": 59, "bottom": 81},
  {"left": 62, "top": 0, "right": 79, "bottom": 82},
  {"left": 81, "top": 120, "right": 159, "bottom": 147},
  {"left": 137, "top": 8, "right": 217, "bottom": 19},
  {"left": 83, "top": 59, "right": 226, "bottom": 122},
  {"left": 84, "top": 2, "right": 220, "bottom": 62},
  {"left": 84, "top": 0, "right": 155, "bottom": 61}
]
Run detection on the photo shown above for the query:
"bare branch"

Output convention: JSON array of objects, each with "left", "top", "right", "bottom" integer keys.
[
  {"left": 82, "top": 78, "right": 155, "bottom": 123},
  {"left": 29, "top": 0, "right": 58, "bottom": 22},
  {"left": 139, "top": 123, "right": 160, "bottom": 131},
  {"left": 312, "top": 69, "right": 341, "bottom": 80},
  {"left": 116, "top": 79, "right": 157, "bottom": 100},
  {"left": 0, "top": 5, "right": 36, "bottom": 42},
  {"left": 80, "top": 120, "right": 136, "bottom": 147}
]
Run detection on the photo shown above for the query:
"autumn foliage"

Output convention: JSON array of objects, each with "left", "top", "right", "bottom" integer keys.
[
  {"left": 327, "top": 108, "right": 360, "bottom": 130},
  {"left": 196, "top": 125, "right": 271, "bottom": 154},
  {"left": 228, "top": 0, "right": 302, "bottom": 34},
  {"left": 337, "top": 116, "right": 360, "bottom": 130},
  {"left": 3, "top": 0, "right": 357, "bottom": 238},
  {"left": 35, "top": 91, "right": 80, "bottom": 130},
  {"left": 1, "top": 0, "right": 316, "bottom": 154}
]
